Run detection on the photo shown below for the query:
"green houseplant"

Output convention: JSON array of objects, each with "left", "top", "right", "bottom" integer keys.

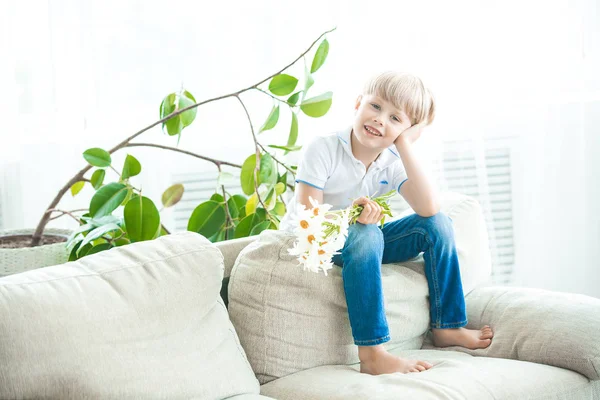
[{"left": 0, "top": 28, "right": 336, "bottom": 267}]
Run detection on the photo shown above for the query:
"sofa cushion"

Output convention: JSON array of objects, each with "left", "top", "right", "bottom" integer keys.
[
  {"left": 423, "top": 286, "right": 600, "bottom": 380},
  {"left": 228, "top": 229, "right": 430, "bottom": 384},
  {"left": 0, "top": 232, "right": 260, "bottom": 400},
  {"left": 228, "top": 193, "right": 493, "bottom": 384},
  {"left": 260, "top": 348, "right": 596, "bottom": 400}
]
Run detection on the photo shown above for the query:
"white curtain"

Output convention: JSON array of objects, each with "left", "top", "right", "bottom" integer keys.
[{"left": 2, "top": 0, "right": 598, "bottom": 296}]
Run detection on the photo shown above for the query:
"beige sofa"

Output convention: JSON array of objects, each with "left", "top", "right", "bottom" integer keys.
[{"left": 0, "top": 193, "right": 599, "bottom": 399}]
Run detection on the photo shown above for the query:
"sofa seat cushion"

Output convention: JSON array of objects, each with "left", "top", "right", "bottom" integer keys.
[
  {"left": 260, "top": 349, "right": 596, "bottom": 400},
  {"left": 0, "top": 232, "right": 260, "bottom": 400}
]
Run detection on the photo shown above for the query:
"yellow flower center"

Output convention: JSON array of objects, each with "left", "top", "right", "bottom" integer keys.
[
  {"left": 307, "top": 235, "right": 316, "bottom": 244},
  {"left": 300, "top": 220, "right": 309, "bottom": 229},
  {"left": 313, "top": 208, "right": 320, "bottom": 216},
  {"left": 318, "top": 249, "right": 325, "bottom": 255}
]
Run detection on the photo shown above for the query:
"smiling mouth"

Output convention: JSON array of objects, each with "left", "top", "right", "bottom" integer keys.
[{"left": 364, "top": 125, "right": 382, "bottom": 137}]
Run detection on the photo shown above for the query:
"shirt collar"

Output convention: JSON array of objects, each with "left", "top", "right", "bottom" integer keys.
[{"left": 337, "top": 125, "right": 400, "bottom": 170}]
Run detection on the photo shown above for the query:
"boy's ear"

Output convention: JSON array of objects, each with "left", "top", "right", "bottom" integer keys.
[{"left": 354, "top": 95, "right": 363, "bottom": 111}]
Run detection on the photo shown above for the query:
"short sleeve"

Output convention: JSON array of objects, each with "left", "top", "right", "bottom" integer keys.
[
  {"left": 388, "top": 161, "right": 408, "bottom": 194},
  {"left": 295, "top": 136, "right": 332, "bottom": 190}
]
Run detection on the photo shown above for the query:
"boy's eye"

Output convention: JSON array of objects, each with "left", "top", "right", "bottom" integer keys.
[
  {"left": 370, "top": 103, "right": 381, "bottom": 110},
  {"left": 392, "top": 116, "right": 400, "bottom": 122}
]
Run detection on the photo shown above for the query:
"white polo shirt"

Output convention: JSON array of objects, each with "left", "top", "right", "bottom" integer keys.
[{"left": 279, "top": 125, "right": 408, "bottom": 232}]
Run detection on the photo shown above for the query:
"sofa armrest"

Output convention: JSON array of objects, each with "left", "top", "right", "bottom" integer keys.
[
  {"left": 461, "top": 286, "right": 600, "bottom": 380},
  {"left": 214, "top": 236, "right": 257, "bottom": 278}
]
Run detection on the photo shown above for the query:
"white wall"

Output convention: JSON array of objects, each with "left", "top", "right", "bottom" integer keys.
[{"left": 1, "top": 0, "right": 598, "bottom": 297}]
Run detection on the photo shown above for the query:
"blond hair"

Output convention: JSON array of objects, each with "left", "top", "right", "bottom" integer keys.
[{"left": 363, "top": 71, "right": 436, "bottom": 126}]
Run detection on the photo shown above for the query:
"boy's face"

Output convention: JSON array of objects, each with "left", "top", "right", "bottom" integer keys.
[{"left": 352, "top": 94, "right": 412, "bottom": 151}]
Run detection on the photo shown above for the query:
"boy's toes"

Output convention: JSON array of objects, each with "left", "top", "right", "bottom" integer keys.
[
  {"left": 480, "top": 327, "right": 494, "bottom": 339},
  {"left": 419, "top": 361, "right": 434, "bottom": 369},
  {"left": 477, "top": 338, "right": 492, "bottom": 348}
]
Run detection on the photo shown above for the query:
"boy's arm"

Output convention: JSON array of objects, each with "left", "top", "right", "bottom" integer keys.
[
  {"left": 296, "top": 182, "right": 324, "bottom": 209},
  {"left": 395, "top": 124, "right": 440, "bottom": 217}
]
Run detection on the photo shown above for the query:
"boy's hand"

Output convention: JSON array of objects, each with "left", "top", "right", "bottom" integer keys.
[
  {"left": 395, "top": 122, "right": 425, "bottom": 147},
  {"left": 353, "top": 197, "right": 383, "bottom": 225}
]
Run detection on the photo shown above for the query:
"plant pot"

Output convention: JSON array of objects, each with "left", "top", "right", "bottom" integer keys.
[{"left": 0, "top": 229, "right": 72, "bottom": 277}]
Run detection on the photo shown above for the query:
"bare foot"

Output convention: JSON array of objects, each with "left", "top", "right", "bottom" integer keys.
[
  {"left": 431, "top": 325, "right": 494, "bottom": 349},
  {"left": 358, "top": 345, "right": 433, "bottom": 375}
]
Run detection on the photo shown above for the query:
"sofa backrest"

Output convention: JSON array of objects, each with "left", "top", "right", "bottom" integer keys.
[
  {"left": 0, "top": 232, "right": 260, "bottom": 400},
  {"left": 216, "top": 191, "right": 493, "bottom": 293}
]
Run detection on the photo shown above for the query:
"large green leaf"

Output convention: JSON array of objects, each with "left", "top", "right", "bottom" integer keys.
[
  {"left": 89, "top": 183, "right": 128, "bottom": 218},
  {"left": 245, "top": 193, "right": 258, "bottom": 215},
  {"left": 217, "top": 171, "right": 235, "bottom": 186},
  {"left": 301, "top": 92, "right": 333, "bottom": 118},
  {"left": 120, "top": 188, "right": 133, "bottom": 206},
  {"left": 86, "top": 243, "right": 113, "bottom": 256},
  {"left": 124, "top": 195, "right": 161, "bottom": 242},
  {"left": 240, "top": 154, "right": 258, "bottom": 195},
  {"left": 178, "top": 91, "right": 197, "bottom": 127},
  {"left": 159, "top": 90, "right": 197, "bottom": 136},
  {"left": 227, "top": 194, "right": 247, "bottom": 220},
  {"left": 234, "top": 213, "right": 265, "bottom": 239},
  {"left": 250, "top": 220, "right": 272, "bottom": 236},
  {"left": 275, "top": 182, "right": 286, "bottom": 195},
  {"left": 161, "top": 183, "right": 184, "bottom": 208},
  {"left": 273, "top": 201, "right": 286, "bottom": 216},
  {"left": 287, "top": 91, "right": 301, "bottom": 106},
  {"left": 83, "top": 148, "right": 111, "bottom": 168},
  {"left": 91, "top": 169, "right": 105, "bottom": 189},
  {"left": 78, "top": 223, "right": 121, "bottom": 251},
  {"left": 259, "top": 105, "right": 280, "bottom": 133},
  {"left": 287, "top": 112, "right": 299, "bottom": 151},
  {"left": 302, "top": 63, "right": 315, "bottom": 102},
  {"left": 70, "top": 181, "right": 85, "bottom": 196},
  {"left": 310, "top": 39, "right": 329, "bottom": 73},
  {"left": 210, "top": 193, "right": 224, "bottom": 203},
  {"left": 258, "top": 153, "right": 277, "bottom": 186},
  {"left": 187, "top": 200, "right": 226, "bottom": 238},
  {"left": 121, "top": 154, "right": 142, "bottom": 180},
  {"left": 263, "top": 186, "right": 277, "bottom": 211},
  {"left": 268, "top": 74, "right": 298, "bottom": 96}
]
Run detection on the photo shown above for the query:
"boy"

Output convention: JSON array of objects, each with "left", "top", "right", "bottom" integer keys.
[{"left": 280, "top": 71, "right": 494, "bottom": 375}]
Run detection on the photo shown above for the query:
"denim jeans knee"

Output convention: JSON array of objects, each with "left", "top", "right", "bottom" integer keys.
[
  {"left": 333, "top": 223, "right": 384, "bottom": 267},
  {"left": 414, "top": 212, "right": 454, "bottom": 240}
]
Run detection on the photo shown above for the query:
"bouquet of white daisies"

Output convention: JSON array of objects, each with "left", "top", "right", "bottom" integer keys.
[{"left": 287, "top": 190, "right": 397, "bottom": 275}]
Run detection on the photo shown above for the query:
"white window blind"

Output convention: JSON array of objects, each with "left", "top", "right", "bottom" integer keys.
[{"left": 435, "top": 139, "right": 517, "bottom": 285}]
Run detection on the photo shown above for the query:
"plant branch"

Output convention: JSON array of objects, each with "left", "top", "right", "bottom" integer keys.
[
  {"left": 235, "top": 95, "right": 273, "bottom": 220},
  {"left": 254, "top": 88, "right": 297, "bottom": 107},
  {"left": 257, "top": 142, "right": 296, "bottom": 177},
  {"left": 123, "top": 143, "right": 242, "bottom": 168},
  {"left": 31, "top": 28, "right": 334, "bottom": 246},
  {"left": 46, "top": 209, "right": 83, "bottom": 224},
  {"left": 217, "top": 164, "right": 234, "bottom": 241}
]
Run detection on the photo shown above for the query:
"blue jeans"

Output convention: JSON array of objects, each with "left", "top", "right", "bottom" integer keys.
[{"left": 331, "top": 212, "right": 467, "bottom": 346}]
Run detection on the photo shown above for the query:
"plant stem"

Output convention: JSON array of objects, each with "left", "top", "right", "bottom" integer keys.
[
  {"left": 46, "top": 209, "right": 84, "bottom": 224},
  {"left": 254, "top": 87, "right": 298, "bottom": 107},
  {"left": 257, "top": 142, "right": 296, "bottom": 177},
  {"left": 235, "top": 95, "right": 273, "bottom": 220},
  {"left": 123, "top": 143, "right": 242, "bottom": 168},
  {"left": 31, "top": 28, "right": 335, "bottom": 246},
  {"left": 217, "top": 164, "right": 234, "bottom": 241}
]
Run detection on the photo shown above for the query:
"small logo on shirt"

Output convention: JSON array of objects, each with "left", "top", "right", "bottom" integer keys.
[{"left": 379, "top": 180, "right": 389, "bottom": 185}]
